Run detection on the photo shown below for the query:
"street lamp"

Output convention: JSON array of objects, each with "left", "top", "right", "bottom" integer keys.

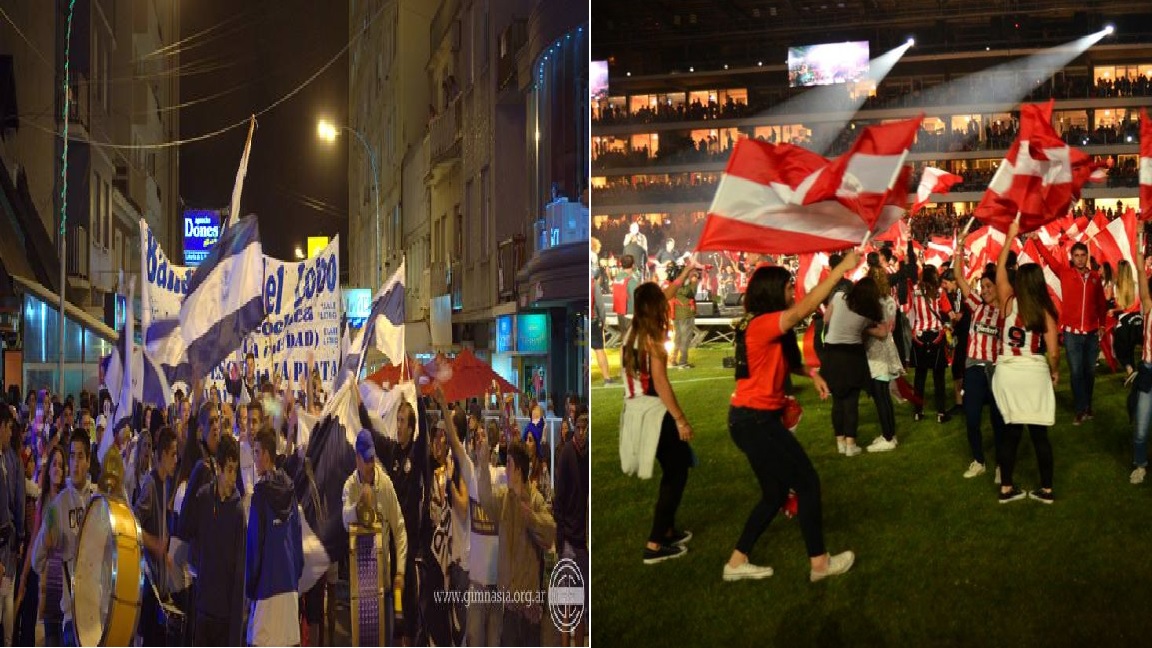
[{"left": 318, "top": 118, "right": 380, "bottom": 286}]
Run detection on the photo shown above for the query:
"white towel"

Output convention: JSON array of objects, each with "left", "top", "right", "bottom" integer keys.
[
  {"left": 619, "top": 393, "right": 667, "bottom": 480},
  {"left": 992, "top": 355, "right": 1055, "bottom": 426}
]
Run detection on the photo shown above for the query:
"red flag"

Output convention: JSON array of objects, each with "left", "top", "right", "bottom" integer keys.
[
  {"left": 1018, "top": 239, "right": 1064, "bottom": 312},
  {"left": 1142, "top": 108, "right": 1152, "bottom": 220},
  {"left": 698, "top": 118, "right": 921, "bottom": 255},
  {"left": 974, "top": 102, "right": 1105, "bottom": 233},
  {"left": 964, "top": 225, "right": 1007, "bottom": 278},
  {"left": 911, "top": 167, "right": 964, "bottom": 214},
  {"left": 794, "top": 252, "right": 829, "bottom": 302}
]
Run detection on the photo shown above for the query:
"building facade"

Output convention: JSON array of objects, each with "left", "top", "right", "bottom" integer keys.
[
  {"left": 1, "top": 0, "right": 181, "bottom": 395},
  {"left": 348, "top": 0, "right": 589, "bottom": 404}
]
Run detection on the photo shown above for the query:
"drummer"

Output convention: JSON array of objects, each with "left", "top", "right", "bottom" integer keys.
[
  {"left": 30, "top": 429, "right": 96, "bottom": 647},
  {"left": 341, "top": 427, "right": 408, "bottom": 646},
  {"left": 133, "top": 426, "right": 179, "bottom": 646}
]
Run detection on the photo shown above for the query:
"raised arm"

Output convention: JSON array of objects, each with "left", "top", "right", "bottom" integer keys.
[
  {"left": 1138, "top": 233, "right": 1151, "bottom": 314},
  {"left": 1034, "top": 236, "right": 1067, "bottom": 275},
  {"left": 954, "top": 245, "right": 972, "bottom": 301},
  {"left": 996, "top": 221, "right": 1018, "bottom": 306},
  {"left": 781, "top": 250, "right": 860, "bottom": 331}
]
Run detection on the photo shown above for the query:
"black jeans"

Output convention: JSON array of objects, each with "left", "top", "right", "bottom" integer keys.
[
  {"left": 913, "top": 331, "right": 948, "bottom": 414},
  {"left": 999, "top": 424, "right": 1054, "bottom": 490},
  {"left": 649, "top": 412, "right": 692, "bottom": 545},
  {"left": 831, "top": 388, "right": 862, "bottom": 439},
  {"left": 15, "top": 570, "right": 38, "bottom": 646},
  {"left": 194, "top": 611, "right": 230, "bottom": 646},
  {"left": 870, "top": 379, "right": 897, "bottom": 441},
  {"left": 729, "top": 407, "right": 826, "bottom": 558}
]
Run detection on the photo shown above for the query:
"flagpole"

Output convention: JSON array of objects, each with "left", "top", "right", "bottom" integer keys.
[
  {"left": 860, "top": 229, "right": 874, "bottom": 249},
  {"left": 959, "top": 216, "right": 976, "bottom": 240}
]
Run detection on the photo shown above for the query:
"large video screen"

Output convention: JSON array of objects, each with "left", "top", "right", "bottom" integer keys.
[
  {"left": 591, "top": 60, "right": 609, "bottom": 100},
  {"left": 787, "top": 41, "right": 870, "bottom": 87}
]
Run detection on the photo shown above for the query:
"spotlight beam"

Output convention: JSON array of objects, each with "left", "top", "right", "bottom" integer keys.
[{"left": 758, "top": 41, "right": 915, "bottom": 155}]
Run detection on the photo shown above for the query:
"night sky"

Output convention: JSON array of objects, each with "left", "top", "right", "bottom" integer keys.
[{"left": 178, "top": 0, "right": 349, "bottom": 276}]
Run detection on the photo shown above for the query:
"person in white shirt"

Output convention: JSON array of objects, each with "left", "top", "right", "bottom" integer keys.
[{"left": 342, "top": 428, "right": 407, "bottom": 646}]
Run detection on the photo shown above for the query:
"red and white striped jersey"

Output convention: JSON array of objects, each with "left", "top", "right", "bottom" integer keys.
[
  {"left": 1143, "top": 310, "right": 1152, "bottom": 364},
  {"left": 910, "top": 287, "right": 950, "bottom": 335},
  {"left": 999, "top": 297, "right": 1045, "bottom": 358},
  {"left": 965, "top": 293, "right": 1001, "bottom": 363}
]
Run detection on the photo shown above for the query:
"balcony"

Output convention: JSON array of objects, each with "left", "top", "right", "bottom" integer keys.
[
  {"left": 533, "top": 199, "right": 588, "bottom": 253},
  {"left": 430, "top": 0, "right": 461, "bottom": 54},
  {"left": 113, "top": 164, "right": 146, "bottom": 216},
  {"left": 497, "top": 235, "right": 526, "bottom": 303},
  {"left": 450, "top": 261, "right": 462, "bottom": 311},
  {"left": 61, "top": 72, "right": 89, "bottom": 132},
  {"left": 66, "top": 224, "right": 88, "bottom": 282},
  {"left": 427, "top": 97, "right": 463, "bottom": 175},
  {"left": 497, "top": 20, "right": 527, "bottom": 91},
  {"left": 428, "top": 260, "right": 450, "bottom": 297}
]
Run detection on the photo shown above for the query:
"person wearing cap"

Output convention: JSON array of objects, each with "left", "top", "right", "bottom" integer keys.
[{"left": 342, "top": 428, "right": 407, "bottom": 646}]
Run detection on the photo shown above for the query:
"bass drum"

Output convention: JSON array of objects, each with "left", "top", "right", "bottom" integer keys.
[{"left": 72, "top": 494, "right": 144, "bottom": 647}]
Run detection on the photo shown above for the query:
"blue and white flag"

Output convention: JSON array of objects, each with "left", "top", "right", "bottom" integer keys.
[
  {"left": 103, "top": 276, "right": 171, "bottom": 461},
  {"left": 289, "top": 377, "right": 418, "bottom": 591},
  {"left": 333, "top": 261, "right": 405, "bottom": 393},
  {"left": 146, "top": 216, "right": 266, "bottom": 385}
]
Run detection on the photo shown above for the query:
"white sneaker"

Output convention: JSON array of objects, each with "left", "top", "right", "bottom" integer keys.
[
  {"left": 723, "top": 561, "right": 774, "bottom": 582},
  {"left": 811, "top": 551, "right": 855, "bottom": 582},
  {"left": 964, "top": 461, "right": 987, "bottom": 479},
  {"left": 1131, "top": 466, "right": 1147, "bottom": 485},
  {"left": 837, "top": 440, "right": 847, "bottom": 454},
  {"left": 844, "top": 444, "right": 862, "bottom": 457},
  {"left": 866, "top": 437, "right": 898, "bottom": 453},
  {"left": 994, "top": 466, "right": 1001, "bottom": 485}
]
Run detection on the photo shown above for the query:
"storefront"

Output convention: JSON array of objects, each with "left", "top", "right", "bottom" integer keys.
[
  {"left": 13, "top": 275, "right": 117, "bottom": 397},
  {"left": 491, "top": 311, "right": 557, "bottom": 411}
]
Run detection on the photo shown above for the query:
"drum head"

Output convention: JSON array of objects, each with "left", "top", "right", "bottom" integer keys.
[{"left": 74, "top": 496, "right": 114, "bottom": 647}]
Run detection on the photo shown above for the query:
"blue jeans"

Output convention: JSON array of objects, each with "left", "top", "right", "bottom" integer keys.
[
  {"left": 62, "top": 619, "right": 76, "bottom": 647},
  {"left": 963, "top": 364, "right": 1006, "bottom": 465},
  {"left": 1064, "top": 331, "right": 1099, "bottom": 415},
  {"left": 1134, "top": 363, "right": 1152, "bottom": 468}
]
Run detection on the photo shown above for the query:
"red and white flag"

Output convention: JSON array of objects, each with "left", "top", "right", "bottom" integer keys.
[
  {"left": 911, "top": 167, "right": 964, "bottom": 214},
  {"left": 1141, "top": 108, "right": 1152, "bottom": 220},
  {"left": 923, "top": 235, "right": 954, "bottom": 267},
  {"left": 794, "top": 252, "right": 829, "bottom": 302},
  {"left": 698, "top": 118, "right": 922, "bottom": 255},
  {"left": 1018, "top": 239, "right": 1064, "bottom": 312},
  {"left": 1088, "top": 208, "right": 1138, "bottom": 271},
  {"left": 874, "top": 217, "right": 910, "bottom": 257},
  {"left": 974, "top": 101, "right": 1105, "bottom": 233},
  {"left": 964, "top": 225, "right": 1007, "bottom": 278}
]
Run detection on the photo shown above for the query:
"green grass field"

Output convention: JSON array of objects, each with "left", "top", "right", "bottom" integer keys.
[{"left": 591, "top": 345, "right": 1152, "bottom": 647}]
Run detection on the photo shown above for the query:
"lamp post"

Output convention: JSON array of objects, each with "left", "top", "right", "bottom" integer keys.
[{"left": 318, "top": 119, "right": 380, "bottom": 286}]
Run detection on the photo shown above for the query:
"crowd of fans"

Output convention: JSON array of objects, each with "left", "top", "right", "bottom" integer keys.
[
  {"left": 0, "top": 363, "right": 590, "bottom": 647},
  {"left": 593, "top": 73, "right": 1152, "bottom": 126}
]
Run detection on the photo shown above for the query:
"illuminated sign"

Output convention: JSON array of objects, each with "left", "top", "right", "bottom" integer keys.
[
  {"left": 516, "top": 313, "right": 549, "bottom": 355},
  {"left": 344, "top": 288, "right": 371, "bottom": 329},
  {"left": 182, "top": 210, "right": 222, "bottom": 266},
  {"left": 495, "top": 315, "right": 513, "bottom": 353}
]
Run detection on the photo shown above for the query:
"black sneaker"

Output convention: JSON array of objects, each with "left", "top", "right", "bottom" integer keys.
[
  {"left": 1028, "top": 489, "right": 1055, "bottom": 504},
  {"left": 998, "top": 487, "right": 1027, "bottom": 504},
  {"left": 666, "top": 529, "right": 693, "bottom": 547},
  {"left": 913, "top": 411, "right": 924, "bottom": 422},
  {"left": 937, "top": 412, "right": 952, "bottom": 424},
  {"left": 643, "top": 544, "right": 688, "bottom": 565}
]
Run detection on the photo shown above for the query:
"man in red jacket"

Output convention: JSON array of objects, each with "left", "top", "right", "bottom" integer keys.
[{"left": 1037, "top": 240, "right": 1108, "bottom": 424}]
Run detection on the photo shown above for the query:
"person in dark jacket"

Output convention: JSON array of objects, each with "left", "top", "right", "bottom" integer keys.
[
  {"left": 553, "top": 413, "right": 589, "bottom": 647},
  {"left": 132, "top": 426, "right": 178, "bottom": 647},
  {"left": 181, "top": 434, "right": 245, "bottom": 646},
  {"left": 246, "top": 423, "right": 303, "bottom": 646}
]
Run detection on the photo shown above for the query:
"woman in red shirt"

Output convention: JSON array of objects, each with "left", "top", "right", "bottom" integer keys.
[{"left": 722, "top": 251, "right": 858, "bottom": 583}]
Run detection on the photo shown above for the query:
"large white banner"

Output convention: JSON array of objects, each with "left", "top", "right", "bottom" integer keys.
[{"left": 141, "top": 220, "right": 342, "bottom": 395}]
